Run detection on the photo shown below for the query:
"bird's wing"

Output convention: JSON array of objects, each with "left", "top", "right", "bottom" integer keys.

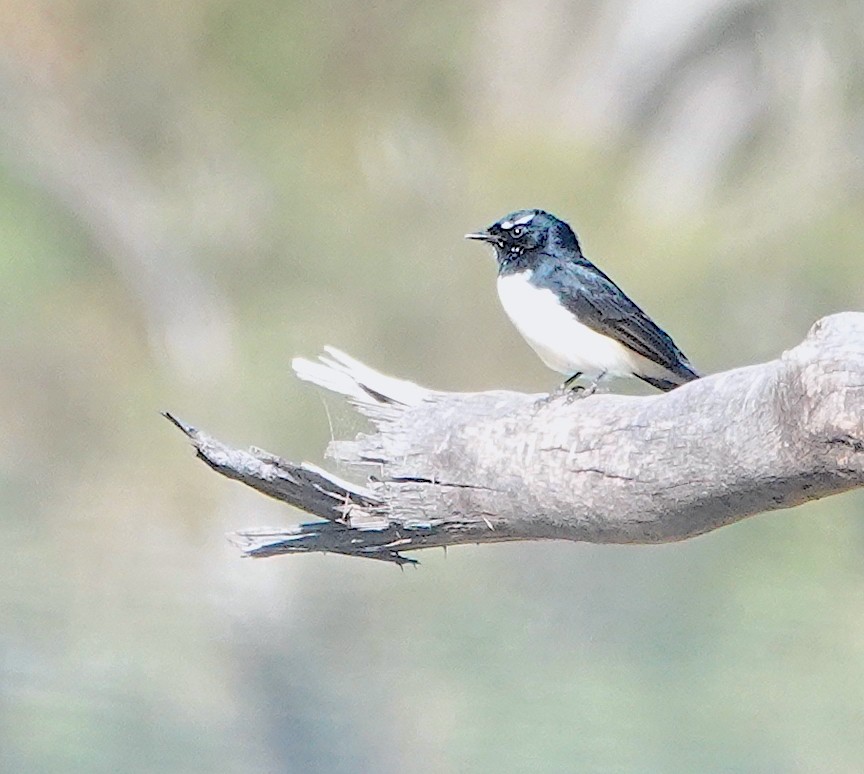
[{"left": 549, "top": 260, "right": 696, "bottom": 377}]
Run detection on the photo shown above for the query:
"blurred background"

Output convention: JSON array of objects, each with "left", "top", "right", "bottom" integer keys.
[{"left": 2, "top": 1, "right": 864, "bottom": 772}]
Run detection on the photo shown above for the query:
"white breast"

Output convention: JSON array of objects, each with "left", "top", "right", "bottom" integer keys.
[{"left": 496, "top": 271, "right": 651, "bottom": 380}]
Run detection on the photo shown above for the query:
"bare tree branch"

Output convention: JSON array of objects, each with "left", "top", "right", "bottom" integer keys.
[{"left": 167, "top": 313, "right": 864, "bottom": 564}]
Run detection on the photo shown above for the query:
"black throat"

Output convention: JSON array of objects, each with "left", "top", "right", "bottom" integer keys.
[{"left": 496, "top": 246, "right": 537, "bottom": 275}]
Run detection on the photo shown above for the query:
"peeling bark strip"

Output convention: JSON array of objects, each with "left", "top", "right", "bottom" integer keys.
[{"left": 168, "top": 313, "right": 864, "bottom": 565}]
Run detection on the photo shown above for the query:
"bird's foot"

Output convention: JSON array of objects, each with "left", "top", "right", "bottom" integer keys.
[
  {"left": 562, "top": 372, "right": 583, "bottom": 391},
  {"left": 563, "top": 382, "right": 597, "bottom": 402},
  {"left": 535, "top": 383, "right": 579, "bottom": 409},
  {"left": 581, "top": 381, "right": 599, "bottom": 397},
  {"left": 543, "top": 376, "right": 598, "bottom": 404}
]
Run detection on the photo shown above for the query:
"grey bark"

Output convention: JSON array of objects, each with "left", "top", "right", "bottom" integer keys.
[{"left": 167, "top": 313, "right": 864, "bottom": 565}]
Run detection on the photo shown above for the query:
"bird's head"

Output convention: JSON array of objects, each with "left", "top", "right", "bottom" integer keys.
[{"left": 465, "top": 209, "right": 579, "bottom": 267}]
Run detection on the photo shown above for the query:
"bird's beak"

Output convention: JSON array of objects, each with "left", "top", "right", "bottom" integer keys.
[{"left": 464, "top": 230, "right": 496, "bottom": 243}]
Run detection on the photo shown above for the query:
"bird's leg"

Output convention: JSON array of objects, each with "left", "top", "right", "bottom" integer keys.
[
  {"left": 560, "top": 370, "right": 606, "bottom": 402},
  {"left": 562, "top": 372, "right": 583, "bottom": 391},
  {"left": 579, "top": 370, "right": 608, "bottom": 398},
  {"left": 548, "top": 372, "right": 589, "bottom": 403}
]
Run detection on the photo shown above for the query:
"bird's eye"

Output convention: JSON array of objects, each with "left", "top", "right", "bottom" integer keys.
[{"left": 511, "top": 226, "right": 526, "bottom": 238}]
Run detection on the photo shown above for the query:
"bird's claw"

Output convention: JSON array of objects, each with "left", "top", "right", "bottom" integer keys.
[
  {"left": 541, "top": 380, "right": 598, "bottom": 405},
  {"left": 564, "top": 382, "right": 597, "bottom": 401}
]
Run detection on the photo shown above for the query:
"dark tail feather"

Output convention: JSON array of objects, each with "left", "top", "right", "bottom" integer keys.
[
  {"left": 638, "top": 365, "right": 700, "bottom": 393},
  {"left": 637, "top": 375, "right": 680, "bottom": 392}
]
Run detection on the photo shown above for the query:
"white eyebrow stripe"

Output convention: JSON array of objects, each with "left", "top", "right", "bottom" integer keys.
[
  {"left": 500, "top": 220, "right": 514, "bottom": 230},
  {"left": 513, "top": 213, "right": 535, "bottom": 226}
]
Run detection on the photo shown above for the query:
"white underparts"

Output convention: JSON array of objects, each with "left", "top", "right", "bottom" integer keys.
[{"left": 496, "top": 271, "right": 678, "bottom": 383}]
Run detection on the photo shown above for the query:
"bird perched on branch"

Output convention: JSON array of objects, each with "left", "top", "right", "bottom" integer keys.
[{"left": 466, "top": 209, "right": 699, "bottom": 394}]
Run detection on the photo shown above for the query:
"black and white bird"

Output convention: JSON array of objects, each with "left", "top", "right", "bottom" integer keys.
[{"left": 465, "top": 209, "right": 699, "bottom": 394}]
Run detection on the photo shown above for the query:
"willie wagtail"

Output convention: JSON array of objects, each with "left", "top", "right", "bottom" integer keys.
[{"left": 466, "top": 209, "right": 699, "bottom": 393}]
